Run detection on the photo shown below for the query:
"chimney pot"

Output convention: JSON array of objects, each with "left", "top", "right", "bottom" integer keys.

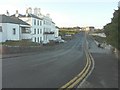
[
  {"left": 6, "top": 10, "right": 9, "bottom": 16},
  {"left": 15, "top": 10, "right": 19, "bottom": 17}
]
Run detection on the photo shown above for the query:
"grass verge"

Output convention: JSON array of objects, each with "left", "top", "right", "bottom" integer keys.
[{"left": 1, "top": 40, "right": 40, "bottom": 46}]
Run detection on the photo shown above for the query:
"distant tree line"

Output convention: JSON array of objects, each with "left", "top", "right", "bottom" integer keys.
[
  {"left": 60, "top": 26, "right": 81, "bottom": 30},
  {"left": 103, "top": 7, "right": 120, "bottom": 50}
]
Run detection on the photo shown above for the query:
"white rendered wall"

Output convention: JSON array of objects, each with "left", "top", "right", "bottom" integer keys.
[
  {"left": 20, "top": 17, "right": 43, "bottom": 43},
  {"left": 0, "top": 23, "right": 3, "bottom": 42},
  {"left": 31, "top": 18, "right": 43, "bottom": 43},
  {"left": 0, "top": 23, "right": 20, "bottom": 42},
  {"left": 55, "top": 28, "right": 59, "bottom": 37},
  {"left": 19, "top": 14, "right": 59, "bottom": 43},
  {"left": 0, "top": 23, "right": 7, "bottom": 42},
  {"left": 6, "top": 23, "right": 20, "bottom": 41}
]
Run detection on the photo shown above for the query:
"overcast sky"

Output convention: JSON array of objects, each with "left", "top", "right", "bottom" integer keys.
[{"left": 0, "top": 0, "right": 119, "bottom": 29}]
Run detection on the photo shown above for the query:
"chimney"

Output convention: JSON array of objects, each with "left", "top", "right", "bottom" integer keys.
[
  {"left": 15, "top": 10, "right": 19, "bottom": 17},
  {"left": 38, "top": 8, "right": 41, "bottom": 16},
  {"left": 28, "top": 7, "right": 32, "bottom": 14},
  {"left": 6, "top": 10, "right": 10, "bottom": 16},
  {"left": 34, "top": 7, "right": 41, "bottom": 16},
  {"left": 26, "top": 9, "right": 28, "bottom": 17},
  {"left": 34, "top": 8, "right": 37, "bottom": 15},
  {"left": 46, "top": 13, "right": 50, "bottom": 17}
]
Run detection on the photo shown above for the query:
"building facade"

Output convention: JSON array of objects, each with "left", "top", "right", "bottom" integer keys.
[
  {"left": 82, "top": 26, "right": 95, "bottom": 31},
  {"left": 18, "top": 8, "right": 43, "bottom": 43},
  {"left": 0, "top": 14, "right": 30, "bottom": 42},
  {"left": 16, "top": 7, "right": 59, "bottom": 44}
]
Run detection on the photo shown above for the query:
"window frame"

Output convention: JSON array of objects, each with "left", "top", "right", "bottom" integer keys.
[
  {"left": 34, "top": 19, "right": 36, "bottom": 25},
  {"left": 13, "top": 28, "right": 16, "bottom": 35},
  {"left": 0, "top": 26, "right": 2, "bottom": 32},
  {"left": 38, "top": 29, "right": 39, "bottom": 34},
  {"left": 34, "top": 29, "right": 36, "bottom": 34}
]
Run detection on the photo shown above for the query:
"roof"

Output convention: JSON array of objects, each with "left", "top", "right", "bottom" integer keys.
[
  {"left": 18, "top": 14, "right": 43, "bottom": 20},
  {"left": 11, "top": 14, "right": 25, "bottom": 17},
  {"left": 0, "top": 14, "right": 30, "bottom": 25},
  {"left": 52, "top": 21, "right": 55, "bottom": 24},
  {"left": 55, "top": 26, "right": 59, "bottom": 29}
]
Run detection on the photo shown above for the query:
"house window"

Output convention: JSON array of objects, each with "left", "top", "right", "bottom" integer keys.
[
  {"left": 0, "top": 26, "right": 2, "bottom": 32},
  {"left": 44, "top": 20, "right": 45, "bottom": 24},
  {"left": 13, "top": 28, "right": 16, "bottom": 35},
  {"left": 37, "top": 20, "right": 39, "bottom": 25},
  {"left": 40, "top": 21, "right": 42, "bottom": 26},
  {"left": 38, "top": 37, "right": 39, "bottom": 42},
  {"left": 40, "top": 37, "right": 42, "bottom": 42},
  {"left": 38, "top": 29, "right": 39, "bottom": 34},
  {"left": 21, "top": 27, "right": 30, "bottom": 33},
  {"left": 34, "top": 37, "right": 36, "bottom": 42},
  {"left": 34, "top": 19, "right": 36, "bottom": 25},
  {"left": 34, "top": 29, "right": 36, "bottom": 34},
  {"left": 40, "top": 29, "right": 42, "bottom": 34}
]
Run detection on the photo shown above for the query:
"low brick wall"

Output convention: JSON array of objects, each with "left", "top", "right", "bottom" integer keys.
[
  {"left": 1, "top": 46, "right": 43, "bottom": 54},
  {"left": 0, "top": 45, "right": 2, "bottom": 55},
  {"left": 0, "top": 44, "right": 59, "bottom": 55}
]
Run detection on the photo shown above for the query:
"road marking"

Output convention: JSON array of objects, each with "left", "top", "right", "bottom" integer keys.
[
  {"left": 78, "top": 51, "right": 95, "bottom": 88},
  {"left": 58, "top": 46, "right": 94, "bottom": 90},
  {"left": 58, "top": 34, "right": 95, "bottom": 90}
]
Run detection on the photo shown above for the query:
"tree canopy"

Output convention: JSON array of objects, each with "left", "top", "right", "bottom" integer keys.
[{"left": 104, "top": 8, "right": 120, "bottom": 50}]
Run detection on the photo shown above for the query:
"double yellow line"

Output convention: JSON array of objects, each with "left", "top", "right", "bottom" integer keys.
[{"left": 58, "top": 45, "right": 93, "bottom": 90}]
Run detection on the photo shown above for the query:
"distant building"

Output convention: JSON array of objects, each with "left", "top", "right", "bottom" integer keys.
[
  {"left": 83, "top": 26, "right": 95, "bottom": 31},
  {"left": 0, "top": 14, "right": 30, "bottom": 42}
]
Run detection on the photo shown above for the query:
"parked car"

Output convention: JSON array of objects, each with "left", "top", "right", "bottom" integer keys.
[
  {"left": 42, "top": 41, "right": 49, "bottom": 45},
  {"left": 58, "top": 39, "right": 65, "bottom": 43},
  {"left": 55, "top": 39, "right": 65, "bottom": 43}
]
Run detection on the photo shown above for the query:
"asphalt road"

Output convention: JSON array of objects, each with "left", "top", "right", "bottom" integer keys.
[
  {"left": 79, "top": 34, "right": 118, "bottom": 88},
  {"left": 2, "top": 32, "right": 87, "bottom": 88}
]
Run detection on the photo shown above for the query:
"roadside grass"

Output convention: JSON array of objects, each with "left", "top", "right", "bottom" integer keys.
[
  {"left": 59, "top": 30, "right": 79, "bottom": 36},
  {"left": 2, "top": 40, "right": 40, "bottom": 46},
  {"left": 59, "top": 29, "right": 80, "bottom": 41},
  {"left": 62, "top": 35, "right": 75, "bottom": 41}
]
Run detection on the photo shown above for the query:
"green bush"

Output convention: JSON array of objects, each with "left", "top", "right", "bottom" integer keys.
[{"left": 104, "top": 8, "right": 119, "bottom": 50}]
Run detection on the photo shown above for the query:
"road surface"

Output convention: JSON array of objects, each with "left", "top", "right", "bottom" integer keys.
[
  {"left": 2, "top": 32, "right": 118, "bottom": 89},
  {"left": 79, "top": 34, "right": 118, "bottom": 88},
  {"left": 2, "top": 32, "right": 86, "bottom": 88}
]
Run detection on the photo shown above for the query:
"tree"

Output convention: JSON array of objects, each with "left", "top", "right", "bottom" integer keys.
[{"left": 104, "top": 8, "right": 119, "bottom": 50}]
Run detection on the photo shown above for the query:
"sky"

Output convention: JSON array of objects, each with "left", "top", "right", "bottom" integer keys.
[{"left": 0, "top": 0, "right": 119, "bottom": 29}]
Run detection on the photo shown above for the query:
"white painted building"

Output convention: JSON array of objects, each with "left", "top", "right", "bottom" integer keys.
[
  {"left": 42, "top": 14, "right": 56, "bottom": 43},
  {"left": 55, "top": 26, "right": 59, "bottom": 38},
  {"left": 14, "top": 7, "right": 59, "bottom": 44},
  {"left": 14, "top": 8, "right": 44, "bottom": 43},
  {"left": 33, "top": 8, "right": 59, "bottom": 43},
  {"left": 0, "top": 14, "right": 30, "bottom": 42}
]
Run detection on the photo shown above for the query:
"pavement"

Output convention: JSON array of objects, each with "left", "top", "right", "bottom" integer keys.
[
  {"left": 87, "top": 35, "right": 112, "bottom": 54},
  {"left": 78, "top": 35, "right": 118, "bottom": 88}
]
